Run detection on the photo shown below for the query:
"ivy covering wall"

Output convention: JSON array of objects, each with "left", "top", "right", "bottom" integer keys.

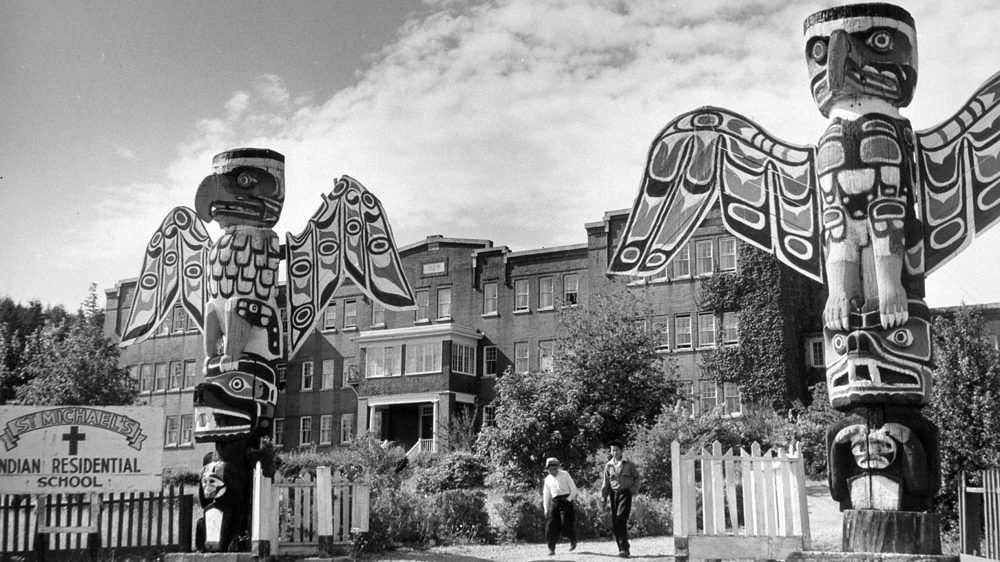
[{"left": 698, "top": 244, "right": 824, "bottom": 411}]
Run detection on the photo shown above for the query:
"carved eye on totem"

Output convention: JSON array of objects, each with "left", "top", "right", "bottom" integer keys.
[
  {"left": 866, "top": 30, "right": 893, "bottom": 52},
  {"left": 832, "top": 333, "right": 847, "bottom": 353},
  {"left": 237, "top": 171, "right": 257, "bottom": 189},
  {"left": 229, "top": 377, "right": 247, "bottom": 392},
  {"left": 809, "top": 39, "right": 827, "bottom": 64},
  {"left": 888, "top": 328, "right": 913, "bottom": 347}
]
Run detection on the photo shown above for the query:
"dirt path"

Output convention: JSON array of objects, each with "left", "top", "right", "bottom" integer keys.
[{"left": 370, "top": 481, "right": 843, "bottom": 561}]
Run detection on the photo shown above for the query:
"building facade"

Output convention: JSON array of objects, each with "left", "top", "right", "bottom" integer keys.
[{"left": 105, "top": 207, "right": 826, "bottom": 474}]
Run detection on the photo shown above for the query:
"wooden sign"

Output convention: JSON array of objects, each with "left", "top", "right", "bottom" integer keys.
[{"left": 0, "top": 405, "right": 164, "bottom": 494}]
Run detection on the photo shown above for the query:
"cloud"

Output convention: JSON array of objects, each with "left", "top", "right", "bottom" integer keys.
[
  {"left": 83, "top": 0, "right": 1000, "bottom": 307},
  {"left": 114, "top": 145, "right": 135, "bottom": 160}
]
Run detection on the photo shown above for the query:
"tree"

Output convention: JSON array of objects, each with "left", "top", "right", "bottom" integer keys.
[
  {"left": 926, "top": 305, "right": 1000, "bottom": 527},
  {"left": 0, "top": 297, "right": 68, "bottom": 403},
  {"left": 554, "top": 286, "right": 678, "bottom": 445},
  {"left": 10, "top": 285, "right": 136, "bottom": 406}
]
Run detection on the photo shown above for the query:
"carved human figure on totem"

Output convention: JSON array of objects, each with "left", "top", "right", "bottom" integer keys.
[
  {"left": 607, "top": 1, "right": 1000, "bottom": 515},
  {"left": 120, "top": 148, "right": 415, "bottom": 551}
]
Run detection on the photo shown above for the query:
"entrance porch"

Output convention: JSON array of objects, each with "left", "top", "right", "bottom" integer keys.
[{"left": 357, "top": 391, "right": 476, "bottom": 457}]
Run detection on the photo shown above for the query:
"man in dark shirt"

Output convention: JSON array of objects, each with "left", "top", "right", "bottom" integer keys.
[{"left": 601, "top": 440, "right": 641, "bottom": 558}]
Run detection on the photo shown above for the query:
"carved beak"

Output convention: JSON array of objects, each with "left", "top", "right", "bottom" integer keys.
[
  {"left": 827, "top": 29, "right": 850, "bottom": 92},
  {"left": 194, "top": 174, "right": 228, "bottom": 223}
]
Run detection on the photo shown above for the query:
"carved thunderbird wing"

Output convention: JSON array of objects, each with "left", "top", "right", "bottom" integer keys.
[
  {"left": 285, "top": 176, "right": 415, "bottom": 359},
  {"left": 120, "top": 207, "right": 211, "bottom": 346},
  {"left": 915, "top": 71, "right": 1000, "bottom": 275},
  {"left": 608, "top": 107, "right": 823, "bottom": 283}
]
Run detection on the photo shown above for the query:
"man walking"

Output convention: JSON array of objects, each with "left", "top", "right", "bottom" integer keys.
[
  {"left": 602, "top": 441, "right": 641, "bottom": 558},
  {"left": 542, "top": 457, "right": 578, "bottom": 556}
]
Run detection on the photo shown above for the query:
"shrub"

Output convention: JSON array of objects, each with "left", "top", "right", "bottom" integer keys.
[
  {"left": 424, "top": 489, "right": 492, "bottom": 544},
  {"left": 410, "top": 451, "right": 489, "bottom": 493},
  {"left": 368, "top": 488, "right": 429, "bottom": 547},
  {"left": 570, "top": 489, "right": 613, "bottom": 540},
  {"left": 627, "top": 495, "right": 672, "bottom": 537},
  {"left": 787, "top": 383, "right": 843, "bottom": 479},
  {"left": 492, "top": 492, "right": 545, "bottom": 543}
]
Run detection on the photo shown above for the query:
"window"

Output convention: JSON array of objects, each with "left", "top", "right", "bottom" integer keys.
[
  {"left": 651, "top": 266, "right": 670, "bottom": 283},
  {"left": 563, "top": 274, "right": 579, "bottom": 305},
  {"left": 514, "top": 279, "right": 529, "bottom": 312},
  {"left": 675, "top": 316, "right": 692, "bottom": 349},
  {"left": 514, "top": 342, "right": 529, "bottom": 373},
  {"left": 184, "top": 360, "right": 197, "bottom": 388},
  {"left": 321, "top": 360, "right": 335, "bottom": 389},
  {"left": 299, "top": 417, "right": 312, "bottom": 446},
  {"left": 483, "top": 282, "right": 498, "bottom": 315},
  {"left": 698, "top": 313, "right": 716, "bottom": 348},
  {"left": 723, "top": 383, "right": 742, "bottom": 415},
  {"left": 437, "top": 288, "right": 452, "bottom": 319},
  {"left": 484, "top": 345, "right": 498, "bottom": 376},
  {"left": 452, "top": 343, "right": 476, "bottom": 375},
  {"left": 169, "top": 361, "right": 183, "bottom": 390},
  {"left": 187, "top": 312, "right": 198, "bottom": 332},
  {"left": 807, "top": 338, "right": 825, "bottom": 368},
  {"left": 483, "top": 405, "right": 496, "bottom": 427},
  {"left": 539, "top": 277, "right": 554, "bottom": 309},
  {"left": 633, "top": 319, "right": 648, "bottom": 333},
  {"left": 415, "top": 290, "right": 429, "bottom": 322},
  {"left": 154, "top": 363, "right": 167, "bottom": 391},
  {"left": 657, "top": 322, "right": 670, "bottom": 350},
  {"left": 128, "top": 366, "right": 139, "bottom": 391},
  {"left": 273, "top": 418, "right": 285, "bottom": 447},
  {"left": 539, "top": 340, "right": 554, "bottom": 372},
  {"left": 157, "top": 318, "right": 170, "bottom": 336},
  {"left": 720, "top": 237, "right": 737, "bottom": 271},
  {"left": 677, "top": 381, "right": 696, "bottom": 415},
  {"left": 140, "top": 364, "right": 152, "bottom": 393},
  {"left": 164, "top": 416, "right": 178, "bottom": 446},
  {"left": 371, "top": 302, "right": 385, "bottom": 326},
  {"left": 320, "top": 415, "right": 334, "bottom": 444},
  {"left": 722, "top": 313, "right": 739, "bottom": 344},
  {"left": 696, "top": 240, "right": 714, "bottom": 276},
  {"left": 301, "top": 362, "right": 314, "bottom": 391},
  {"left": 323, "top": 304, "right": 337, "bottom": 330},
  {"left": 367, "top": 346, "right": 401, "bottom": 377},
  {"left": 172, "top": 306, "right": 186, "bottom": 332},
  {"left": 344, "top": 300, "right": 357, "bottom": 328},
  {"left": 406, "top": 343, "right": 441, "bottom": 374},
  {"left": 340, "top": 413, "right": 355, "bottom": 444},
  {"left": 700, "top": 381, "right": 718, "bottom": 413},
  {"left": 180, "top": 415, "right": 193, "bottom": 445},
  {"left": 343, "top": 362, "right": 357, "bottom": 387},
  {"left": 277, "top": 364, "right": 287, "bottom": 392},
  {"left": 673, "top": 244, "right": 691, "bottom": 278}
]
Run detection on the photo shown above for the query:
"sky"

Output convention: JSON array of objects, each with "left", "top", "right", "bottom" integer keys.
[{"left": 2, "top": 0, "right": 1000, "bottom": 311}]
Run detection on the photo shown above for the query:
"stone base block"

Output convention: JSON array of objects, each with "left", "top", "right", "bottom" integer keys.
[
  {"left": 787, "top": 552, "right": 958, "bottom": 562},
  {"left": 163, "top": 554, "right": 258, "bottom": 562}
]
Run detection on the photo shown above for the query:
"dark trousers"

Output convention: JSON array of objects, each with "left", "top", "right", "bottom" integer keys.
[
  {"left": 609, "top": 489, "right": 632, "bottom": 553},
  {"left": 546, "top": 495, "right": 576, "bottom": 549}
]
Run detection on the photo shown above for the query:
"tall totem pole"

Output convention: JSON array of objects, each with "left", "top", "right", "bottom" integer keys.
[
  {"left": 120, "top": 148, "right": 415, "bottom": 551},
  {"left": 609, "top": 3, "right": 1000, "bottom": 554}
]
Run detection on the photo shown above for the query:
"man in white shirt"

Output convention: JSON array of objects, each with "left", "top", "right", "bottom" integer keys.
[{"left": 542, "top": 457, "right": 578, "bottom": 555}]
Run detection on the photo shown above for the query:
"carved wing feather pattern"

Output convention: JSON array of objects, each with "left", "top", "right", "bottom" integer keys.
[
  {"left": 609, "top": 107, "right": 823, "bottom": 283},
  {"left": 285, "top": 176, "right": 415, "bottom": 359},
  {"left": 120, "top": 207, "right": 211, "bottom": 346},
  {"left": 916, "top": 71, "right": 1000, "bottom": 275}
]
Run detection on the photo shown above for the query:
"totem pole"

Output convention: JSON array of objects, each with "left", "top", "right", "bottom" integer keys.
[
  {"left": 120, "top": 148, "right": 415, "bottom": 551},
  {"left": 609, "top": 3, "right": 1000, "bottom": 554}
]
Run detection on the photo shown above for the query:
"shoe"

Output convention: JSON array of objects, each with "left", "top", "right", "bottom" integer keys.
[
  {"left": 618, "top": 551, "right": 630, "bottom": 558},
  {"left": 570, "top": 541, "right": 576, "bottom": 551},
  {"left": 548, "top": 549, "right": 555, "bottom": 556}
]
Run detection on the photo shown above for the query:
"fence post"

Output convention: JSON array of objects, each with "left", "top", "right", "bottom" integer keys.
[
  {"left": 316, "top": 466, "right": 334, "bottom": 555},
  {"left": 251, "top": 461, "right": 272, "bottom": 561},
  {"left": 178, "top": 493, "right": 194, "bottom": 552}
]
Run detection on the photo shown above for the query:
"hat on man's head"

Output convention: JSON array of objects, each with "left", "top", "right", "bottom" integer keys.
[{"left": 545, "top": 457, "right": 560, "bottom": 468}]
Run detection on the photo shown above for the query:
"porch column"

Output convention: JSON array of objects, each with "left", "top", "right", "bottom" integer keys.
[
  {"left": 357, "top": 397, "right": 369, "bottom": 437},
  {"left": 436, "top": 391, "right": 452, "bottom": 452},
  {"left": 432, "top": 399, "right": 439, "bottom": 453}
]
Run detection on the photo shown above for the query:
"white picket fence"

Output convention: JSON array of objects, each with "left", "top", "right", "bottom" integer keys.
[
  {"left": 671, "top": 440, "right": 810, "bottom": 561},
  {"left": 251, "top": 463, "right": 370, "bottom": 557}
]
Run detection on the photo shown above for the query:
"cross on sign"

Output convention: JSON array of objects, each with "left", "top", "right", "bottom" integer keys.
[{"left": 62, "top": 426, "right": 86, "bottom": 455}]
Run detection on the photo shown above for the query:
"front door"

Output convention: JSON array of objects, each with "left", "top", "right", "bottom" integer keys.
[{"left": 419, "top": 404, "right": 434, "bottom": 440}]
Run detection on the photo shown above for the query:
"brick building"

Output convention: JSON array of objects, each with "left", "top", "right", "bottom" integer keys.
[{"left": 105, "top": 207, "right": 826, "bottom": 474}]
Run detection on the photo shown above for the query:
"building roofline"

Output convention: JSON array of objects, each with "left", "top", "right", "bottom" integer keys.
[
  {"left": 355, "top": 322, "right": 481, "bottom": 343},
  {"left": 400, "top": 235, "right": 493, "bottom": 254},
  {"left": 506, "top": 243, "right": 588, "bottom": 259}
]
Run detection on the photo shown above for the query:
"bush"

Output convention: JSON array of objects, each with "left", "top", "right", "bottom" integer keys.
[
  {"left": 628, "top": 495, "right": 672, "bottom": 537},
  {"left": 410, "top": 451, "right": 489, "bottom": 493},
  {"left": 425, "top": 489, "right": 492, "bottom": 544},
  {"left": 787, "top": 383, "right": 843, "bottom": 479},
  {"left": 492, "top": 492, "right": 545, "bottom": 543},
  {"left": 368, "top": 488, "right": 429, "bottom": 547}
]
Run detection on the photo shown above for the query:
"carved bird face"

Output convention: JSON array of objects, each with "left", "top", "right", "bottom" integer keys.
[
  {"left": 804, "top": 3, "right": 917, "bottom": 117},
  {"left": 193, "top": 354, "right": 277, "bottom": 442},
  {"left": 195, "top": 148, "right": 285, "bottom": 228}
]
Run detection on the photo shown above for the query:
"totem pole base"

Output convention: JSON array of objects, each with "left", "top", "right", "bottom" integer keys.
[
  {"left": 786, "top": 553, "right": 957, "bottom": 562},
  {"left": 842, "top": 509, "right": 941, "bottom": 554},
  {"left": 163, "top": 554, "right": 260, "bottom": 562}
]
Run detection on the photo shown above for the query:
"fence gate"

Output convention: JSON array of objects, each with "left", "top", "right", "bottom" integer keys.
[
  {"left": 960, "top": 468, "right": 1000, "bottom": 560},
  {"left": 251, "top": 463, "right": 370, "bottom": 557},
  {"left": 672, "top": 440, "right": 810, "bottom": 561}
]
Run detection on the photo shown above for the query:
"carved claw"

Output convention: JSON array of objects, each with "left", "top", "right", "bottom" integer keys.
[
  {"left": 824, "top": 293, "right": 852, "bottom": 331},
  {"left": 878, "top": 286, "right": 909, "bottom": 329}
]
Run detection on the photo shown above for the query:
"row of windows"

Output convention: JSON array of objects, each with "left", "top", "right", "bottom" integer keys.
[
  {"left": 130, "top": 361, "right": 199, "bottom": 393},
  {"left": 677, "top": 381, "right": 744, "bottom": 416},
  {"left": 272, "top": 414, "right": 355, "bottom": 447},
  {"left": 628, "top": 237, "right": 738, "bottom": 285},
  {"left": 486, "top": 273, "right": 580, "bottom": 316},
  {"left": 163, "top": 414, "right": 193, "bottom": 447},
  {"left": 296, "top": 360, "right": 351, "bottom": 391},
  {"left": 658, "top": 312, "right": 739, "bottom": 351},
  {"left": 365, "top": 342, "right": 477, "bottom": 378}
]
